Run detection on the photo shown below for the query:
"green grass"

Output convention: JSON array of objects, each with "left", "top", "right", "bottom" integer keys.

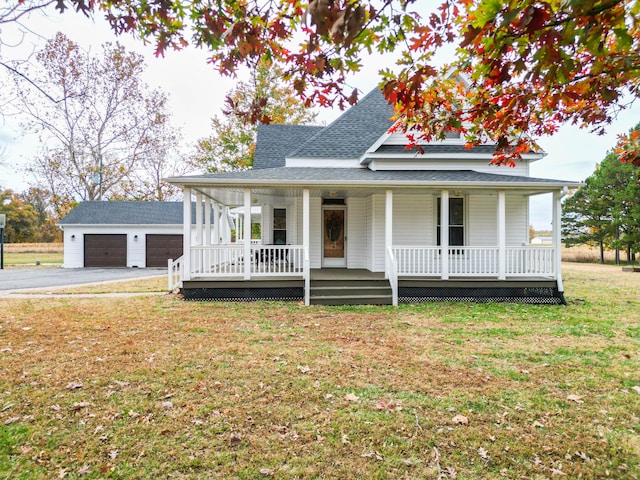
[
  {"left": 0, "top": 263, "right": 638, "bottom": 478},
  {"left": 3, "top": 252, "right": 63, "bottom": 265}
]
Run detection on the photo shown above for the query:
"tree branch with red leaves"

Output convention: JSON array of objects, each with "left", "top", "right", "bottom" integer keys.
[{"left": 38, "top": 0, "right": 640, "bottom": 166}]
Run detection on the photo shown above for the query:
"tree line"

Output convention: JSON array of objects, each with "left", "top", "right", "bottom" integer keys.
[{"left": 562, "top": 124, "right": 640, "bottom": 264}]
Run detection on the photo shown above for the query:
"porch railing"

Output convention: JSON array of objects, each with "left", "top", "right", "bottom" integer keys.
[
  {"left": 168, "top": 256, "right": 183, "bottom": 291},
  {"left": 189, "top": 244, "right": 305, "bottom": 278},
  {"left": 250, "top": 245, "right": 304, "bottom": 275},
  {"left": 506, "top": 246, "right": 554, "bottom": 276},
  {"left": 392, "top": 246, "right": 555, "bottom": 278},
  {"left": 191, "top": 245, "right": 245, "bottom": 276}
]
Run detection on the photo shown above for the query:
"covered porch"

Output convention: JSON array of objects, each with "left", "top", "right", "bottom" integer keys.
[{"left": 168, "top": 179, "right": 567, "bottom": 305}]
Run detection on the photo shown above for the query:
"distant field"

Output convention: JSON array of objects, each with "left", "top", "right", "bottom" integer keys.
[
  {"left": 3, "top": 243, "right": 63, "bottom": 253},
  {"left": 562, "top": 244, "right": 623, "bottom": 263},
  {"left": 2, "top": 243, "right": 64, "bottom": 265}
]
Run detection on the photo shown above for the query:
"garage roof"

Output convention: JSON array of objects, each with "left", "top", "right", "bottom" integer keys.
[{"left": 59, "top": 201, "right": 185, "bottom": 225}]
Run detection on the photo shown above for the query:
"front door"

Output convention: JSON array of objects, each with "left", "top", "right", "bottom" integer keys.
[{"left": 322, "top": 207, "right": 346, "bottom": 267}]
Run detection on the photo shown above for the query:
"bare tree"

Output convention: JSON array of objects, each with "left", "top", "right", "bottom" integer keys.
[{"left": 14, "top": 32, "right": 183, "bottom": 203}]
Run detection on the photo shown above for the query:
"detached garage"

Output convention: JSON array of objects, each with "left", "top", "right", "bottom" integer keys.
[{"left": 59, "top": 202, "right": 186, "bottom": 269}]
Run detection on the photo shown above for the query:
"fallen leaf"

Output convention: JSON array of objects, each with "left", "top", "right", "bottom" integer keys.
[
  {"left": 632, "top": 386, "right": 640, "bottom": 395},
  {"left": 296, "top": 365, "right": 311, "bottom": 374},
  {"left": 229, "top": 432, "right": 242, "bottom": 445},
  {"left": 550, "top": 467, "right": 566, "bottom": 476},
  {"left": 161, "top": 401, "right": 173, "bottom": 409},
  {"left": 361, "top": 451, "right": 383, "bottom": 460},
  {"left": 567, "top": 394, "right": 584, "bottom": 404},
  {"left": 345, "top": 393, "right": 359, "bottom": 402},
  {"left": 109, "top": 450, "right": 118, "bottom": 459},
  {"left": 77, "top": 465, "right": 90, "bottom": 476},
  {"left": 374, "top": 398, "right": 403, "bottom": 411},
  {"left": 4, "top": 416, "right": 20, "bottom": 425},
  {"left": 478, "top": 447, "right": 489, "bottom": 460},
  {"left": 259, "top": 468, "right": 274, "bottom": 476},
  {"left": 532, "top": 420, "right": 545, "bottom": 428},
  {"left": 452, "top": 414, "right": 469, "bottom": 425},
  {"left": 66, "top": 381, "right": 83, "bottom": 390},
  {"left": 70, "top": 402, "right": 92, "bottom": 411}
]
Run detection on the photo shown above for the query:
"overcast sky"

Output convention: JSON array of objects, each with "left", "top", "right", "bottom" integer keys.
[{"left": 1, "top": 7, "right": 639, "bottom": 230}]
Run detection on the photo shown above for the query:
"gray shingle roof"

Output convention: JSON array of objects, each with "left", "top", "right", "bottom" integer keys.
[
  {"left": 254, "top": 124, "right": 324, "bottom": 169},
  {"left": 288, "top": 89, "right": 395, "bottom": 160},
  {"left": 174, "top": 168, "right": 578, "bottom": 187},
  {"left": 59, "top": 201, "right": 185, "bottom": 225},
  {"left": 374, "top": 144, "right": 499, "bottom": 154}
]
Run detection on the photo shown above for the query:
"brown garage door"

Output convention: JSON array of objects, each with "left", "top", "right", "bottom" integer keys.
[
  {"left": 146, "top": 234, "right": 183, "bottom": 267},
  {"left": 84, "top": 234, "right": 127, "bottom": 267}
]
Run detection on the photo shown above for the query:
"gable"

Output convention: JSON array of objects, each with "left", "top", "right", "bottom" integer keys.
[{"left": 287, "top": 89, "right": 395, "bottom": 161}]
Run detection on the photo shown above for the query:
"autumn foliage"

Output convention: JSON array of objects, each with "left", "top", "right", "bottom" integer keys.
[{"left": 52, "top": 0, "right": 640, "bottom": 165}]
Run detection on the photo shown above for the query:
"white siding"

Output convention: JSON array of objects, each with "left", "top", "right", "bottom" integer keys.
[
  {"left": 63, "top": 229, "right": 84, "bottom": 268},
  {"left": 128, "top": 232, "right": 146, "bottom": 268},
  {"left": 370, "top": 194, "right": 386, "bottom": 272},
  {"left": 468, "top": 194, "right": 497, "bottom": 246},
  {"left": 368, "top": 159, "right": 530, "bottom": 176},
  {"left": 262, "top": 204, "right": 272, "bottom": 244},
  {"left": 365, "top": 196, "right": 373, "bottom": 271},
  {"left": 346, "top": 197, "right": 367, "bottom": 268},
  {"left": 393, "top": 194, "right": 432, "bottom": 245},
  {"left": 506, "top": 195, "right": 529, "bottom": 245},
  {"left": 309, "top": 197, "right": 322, "bottom": 268}
]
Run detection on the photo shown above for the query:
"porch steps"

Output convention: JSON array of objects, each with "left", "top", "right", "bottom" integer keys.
[{"left": 310, "top": 279, "right": 392, "bottom": 306}]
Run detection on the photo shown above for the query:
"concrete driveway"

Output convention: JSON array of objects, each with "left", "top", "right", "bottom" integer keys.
[{"left": 0, "top": 267, "right": 166, "bottom": 292}]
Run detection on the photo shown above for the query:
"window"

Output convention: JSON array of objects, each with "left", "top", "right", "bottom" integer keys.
[
  {"left": 273, "top": 208, "right": 286, "bottom": 245},
  {"left": 437, "top": 197, "right": 464, "bottom": 246}
]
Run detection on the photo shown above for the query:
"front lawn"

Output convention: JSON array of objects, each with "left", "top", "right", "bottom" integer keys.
[{"left": 0, "top": 263, "right": 638, "bottom": 479}]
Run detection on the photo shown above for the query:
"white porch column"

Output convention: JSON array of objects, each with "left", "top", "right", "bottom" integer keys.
[
  {"left": 212, "top": 201, "right": 220, "bottom": 244},
  {"left": 243, "top": 189, "right": 252, "bottom": 280},
  {"left": 441, "top": 190, "right": 449, "bottom": 280},
  {"left": 204, "top": 196, "right": 211, "bottom": 246},
  {"left": 195, "top": 191, "right": 203, "bottom": 246},
  {"left": 223, "top": 206, "right": 231, "bottom": 244},
  {"left": 552, "top": 190, "right": 563, "bottom": 291},
  {"left": 385, "top": 189, "right": 393, "bottom": 279},
  {"left": 303, "top": 189, "right": 310, "bottom": 306},
  {"left": 497, "top": 190, "right": 506, "bottom": 280},
  {"left": 303, "top": 189, "right": 310, "bottom": 256},
  {"left": 182, "top": 187, "right": 192, "bottom": 281}
]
